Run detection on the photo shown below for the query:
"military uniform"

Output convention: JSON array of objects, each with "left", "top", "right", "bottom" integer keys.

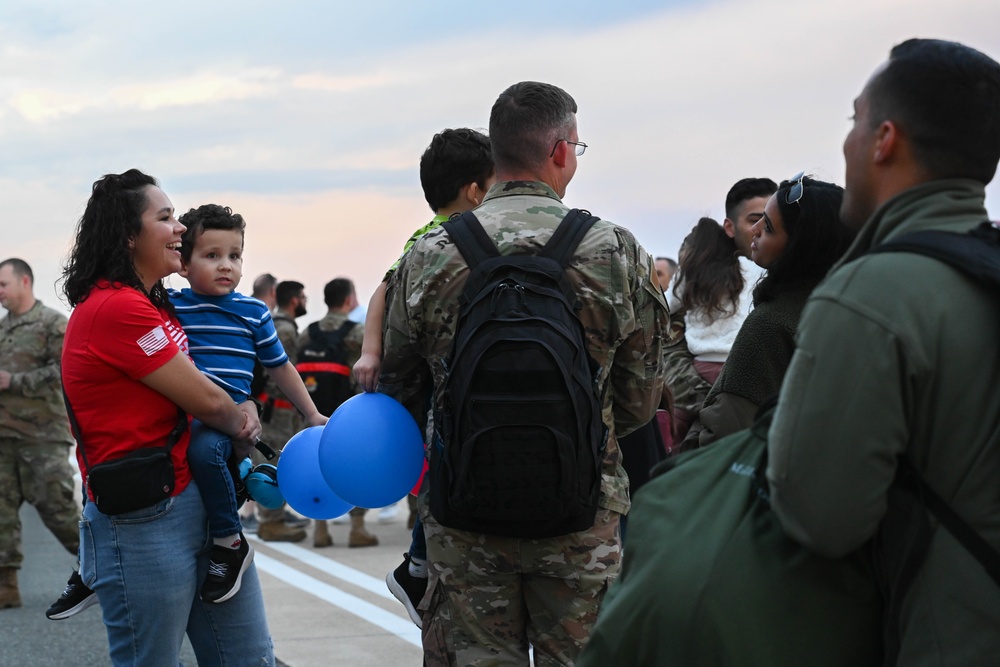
[
  {"left": 0, "top": 301, "right": 80, "bottom": 572},
  {"left": 297, "top": 310, "right": 377, "bottom": 547},
  {"left": 296, "top": 310, "right": 365, "bottom": 385},
  {"left": 382, "top": 180, "right": 669, "bottom": 665},
  {"left": 259, "top": 310, "right": 302, "bottom": 450},
  {"left": 661, "top": 309, "right": 711, "bottom": 438},
  {"left": 255, "top": 310, "right": 305, "bottom": 535}
]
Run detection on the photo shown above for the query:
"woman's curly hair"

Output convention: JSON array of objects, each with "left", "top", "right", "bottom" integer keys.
[{"left": 61, "top": 169, "right": 172, "bottom": 311}]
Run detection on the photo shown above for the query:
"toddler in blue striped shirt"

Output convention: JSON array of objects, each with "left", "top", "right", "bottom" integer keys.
[{"left": 172, "top": 204, "right": 326, "bottom": 603}]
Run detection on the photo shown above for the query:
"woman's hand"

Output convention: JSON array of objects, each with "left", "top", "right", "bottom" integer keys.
[{"left": 231, "top": 401, "right": 262, "bottom": 459}]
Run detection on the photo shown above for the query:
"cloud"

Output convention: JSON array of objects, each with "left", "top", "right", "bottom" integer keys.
[
  {"left": 292, "top": 72, "right": 396, "bottom": 94},
  {"left": 2, "top": 0, "right": 999, "bottom": 323},
  {"left": 9, "top": 69, "right": 284, "bottom": 124},
  {"left": 9, "top": 89, "right": 90, "bottom": 123},
  {"left": 123, "top": 70, "right": 281, "bottom": 111}
]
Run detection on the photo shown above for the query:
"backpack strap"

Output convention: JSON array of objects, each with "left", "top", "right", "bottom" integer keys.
[
  {"left": 871, "top": 221, "right": 1000, "bottom": 288},
  {"left": 442, "top": 211, "right": 499, "bottom": 270},
  {"left": 63, "top": 387, "right": 187, "bottom": 480},
  {"left": 871, "top": 221, "right": 1000, "bottom": 590},
  {"left": 895, "top": 457, "right": 1000, "bottom": 587},
  {"left": 444, "top": 208, "right": 601, "bottom": 270},
  {"left": 541, "top": 209, "right": 600, "bottom": 266}
]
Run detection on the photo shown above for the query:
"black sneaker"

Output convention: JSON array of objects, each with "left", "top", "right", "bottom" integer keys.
[
  {"left": 386, "top": 554, "right": 427, "bottom": 628},
  {"left": 202, "top": 534, "right": 254, "bottom": 604},
  {"left": 46, "top": 570, "right": 98, "bottom": 620}
]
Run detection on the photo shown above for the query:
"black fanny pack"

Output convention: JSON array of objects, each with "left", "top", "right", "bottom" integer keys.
[{"left": 64, "top": 390, "right": 188, "bottom": 516}]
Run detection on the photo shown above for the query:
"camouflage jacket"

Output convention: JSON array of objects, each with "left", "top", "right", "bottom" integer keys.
[
  {"left": 380, "top": 180, "right": 669, "bottom": 514},
  {"left": 0, "top": 300, "right": 73, "bottom": 443},
  {"left": 262, "top": 310, "right": 299, "bottom": 403}
]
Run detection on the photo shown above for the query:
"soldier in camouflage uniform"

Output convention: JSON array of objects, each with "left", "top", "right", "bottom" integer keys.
[
  {"left": 381, "top": 82, "right": 669, "bottom": 666},
  {"left": 299, "top": 278, "right": 378, "bottom": 549},
  {"left": 0, "top": 259, "right": 80, "bottom": 609},
  {"left": 255, "top": 280, "right": 309, "bottom": 542}
]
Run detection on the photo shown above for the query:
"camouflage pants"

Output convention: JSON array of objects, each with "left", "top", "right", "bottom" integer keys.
[
  {"left": 420, "top": 504, "right": 621, "bottom": 666},
  {"left": 0, "top": 438, "right": 80, "bottom": 568},
  {"left": 256, "top": 406, "right": 301, "bottom": 523}
]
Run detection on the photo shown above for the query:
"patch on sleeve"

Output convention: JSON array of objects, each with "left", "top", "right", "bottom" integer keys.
[{"left": 137, "top": 326, "right": 170, "bottom": 356}]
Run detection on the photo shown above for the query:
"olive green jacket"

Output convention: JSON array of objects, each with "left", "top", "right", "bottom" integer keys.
[{"left": 768, "top": 180, "right": 1000, "bottom": 665}]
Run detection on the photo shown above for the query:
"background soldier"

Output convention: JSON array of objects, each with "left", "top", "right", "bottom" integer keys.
[
  {"left": 255, "top": 280, "right": 310, "bottom": 542},
  {"left": 0, "top": 258, "right": 81, "bottom": 609},
  {"left": 302, "top": 278, "right": 377, "bottom": 548}
]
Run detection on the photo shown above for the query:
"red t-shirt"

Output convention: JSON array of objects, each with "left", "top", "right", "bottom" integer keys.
[{"left": 62, "top": 281, "right": 193, "bottom": 497}]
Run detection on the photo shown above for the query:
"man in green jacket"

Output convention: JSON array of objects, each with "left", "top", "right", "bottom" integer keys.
[{"left": 768, "top": 39, "right": 1000, "bottom": 665}]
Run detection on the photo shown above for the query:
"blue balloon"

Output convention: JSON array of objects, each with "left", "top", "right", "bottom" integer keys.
[
  {"left": 278, "top": 426, "right": 353, "bottom": 520},
  {"left": 319, "top": 393, "right": 424, "bottom": 509}
]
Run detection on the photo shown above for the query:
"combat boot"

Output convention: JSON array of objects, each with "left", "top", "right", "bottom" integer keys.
[
  {"left": 0, "top": 567, "right": 22, "bottom": 609},
  {"left": 313, "top": 520, "right": 333, "bottom": 548},
  {"left": 349, "top": 514, "right": 379, "bottom": 548},
  {"left": 257, "top": 520, "right": 307, "bottom": 543}
]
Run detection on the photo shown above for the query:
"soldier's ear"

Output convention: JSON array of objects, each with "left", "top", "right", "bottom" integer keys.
[{"left": 551, "top": 140, "right": 570, "bottom": 169}]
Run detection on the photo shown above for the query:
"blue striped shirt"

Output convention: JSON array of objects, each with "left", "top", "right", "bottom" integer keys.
[{"left": 168, "top": 288, "right": 288, "bottom": 402}]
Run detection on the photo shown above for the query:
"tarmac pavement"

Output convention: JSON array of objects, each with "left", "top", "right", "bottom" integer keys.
[{"left": 3, "top": 501, "right": 422, "bottom": 666}]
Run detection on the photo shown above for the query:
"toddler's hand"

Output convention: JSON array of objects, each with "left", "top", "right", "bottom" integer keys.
[{"left": 353, "top": 352, "right": 382, "bottom": 393}]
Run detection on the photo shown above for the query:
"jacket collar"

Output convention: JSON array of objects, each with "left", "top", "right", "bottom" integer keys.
[
  {"left": 481, "top": 180, "right": 562, "bottom": 204},
  {"left": 836, "top": 179, "right": 989, "bottom": 269}
]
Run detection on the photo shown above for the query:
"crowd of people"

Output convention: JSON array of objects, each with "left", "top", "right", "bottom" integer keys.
[{"left": 0, "top": 36, "right": 998, "bottom": 666}]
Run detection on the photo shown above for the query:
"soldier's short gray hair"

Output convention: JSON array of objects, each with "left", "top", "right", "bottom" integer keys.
[{"left": 490, "top": 81, "right": 577, "bottom": 173}]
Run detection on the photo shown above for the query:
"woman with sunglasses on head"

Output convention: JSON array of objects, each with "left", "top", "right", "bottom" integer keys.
[
  {"left": 683, "top": 174, "right": 855, "bottom": 449},
  {"left": 60, "top": 169, "right": 274, "bottom": 667}
]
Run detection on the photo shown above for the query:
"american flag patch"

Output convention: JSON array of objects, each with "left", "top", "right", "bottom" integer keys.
[{"left": 137, "top": 326, "right": 170, "bottom": 356}]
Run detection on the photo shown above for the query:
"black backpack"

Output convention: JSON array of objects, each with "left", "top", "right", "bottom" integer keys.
[
  {"left": 296, "top": 320, "right": 358, "bottom": 417},
  {"left": 431, "top": 208, "right": 608, "bottom": 539}
]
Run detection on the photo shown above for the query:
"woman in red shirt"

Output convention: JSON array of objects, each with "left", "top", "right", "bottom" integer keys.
[{"left": 61, "top": 169, "right": 274, "bottom": 667}]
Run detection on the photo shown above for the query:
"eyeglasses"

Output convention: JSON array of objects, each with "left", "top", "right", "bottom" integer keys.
[
  {"left": 785, "top": 171, "right": 806, "bottom": 205},
  {"left": 549, "top": 139, "right": 588, "bottom": 158}
]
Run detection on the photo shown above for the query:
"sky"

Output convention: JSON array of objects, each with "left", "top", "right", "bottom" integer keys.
[{"left": 2, "top": 0, "right": 999, "bottom": 325}]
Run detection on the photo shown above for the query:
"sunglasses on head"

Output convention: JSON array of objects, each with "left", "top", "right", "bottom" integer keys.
[{"left": 786, "top": 171, "right": 806, "bottom": 205}]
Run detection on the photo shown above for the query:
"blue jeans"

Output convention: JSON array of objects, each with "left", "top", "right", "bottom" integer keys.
[
  {"left": 80, "top": 481, "right": 273, "bottom": 666},
  {"left": 187, "top": 420, "right": 242, "bottom": 538},
  {"left": 409, "top": 513, "right": 426, "bottom": 561}
]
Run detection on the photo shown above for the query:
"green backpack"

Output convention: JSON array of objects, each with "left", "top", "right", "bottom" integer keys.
[{"left": 579, "top": 404, "right": 882, "bottom": 667}]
